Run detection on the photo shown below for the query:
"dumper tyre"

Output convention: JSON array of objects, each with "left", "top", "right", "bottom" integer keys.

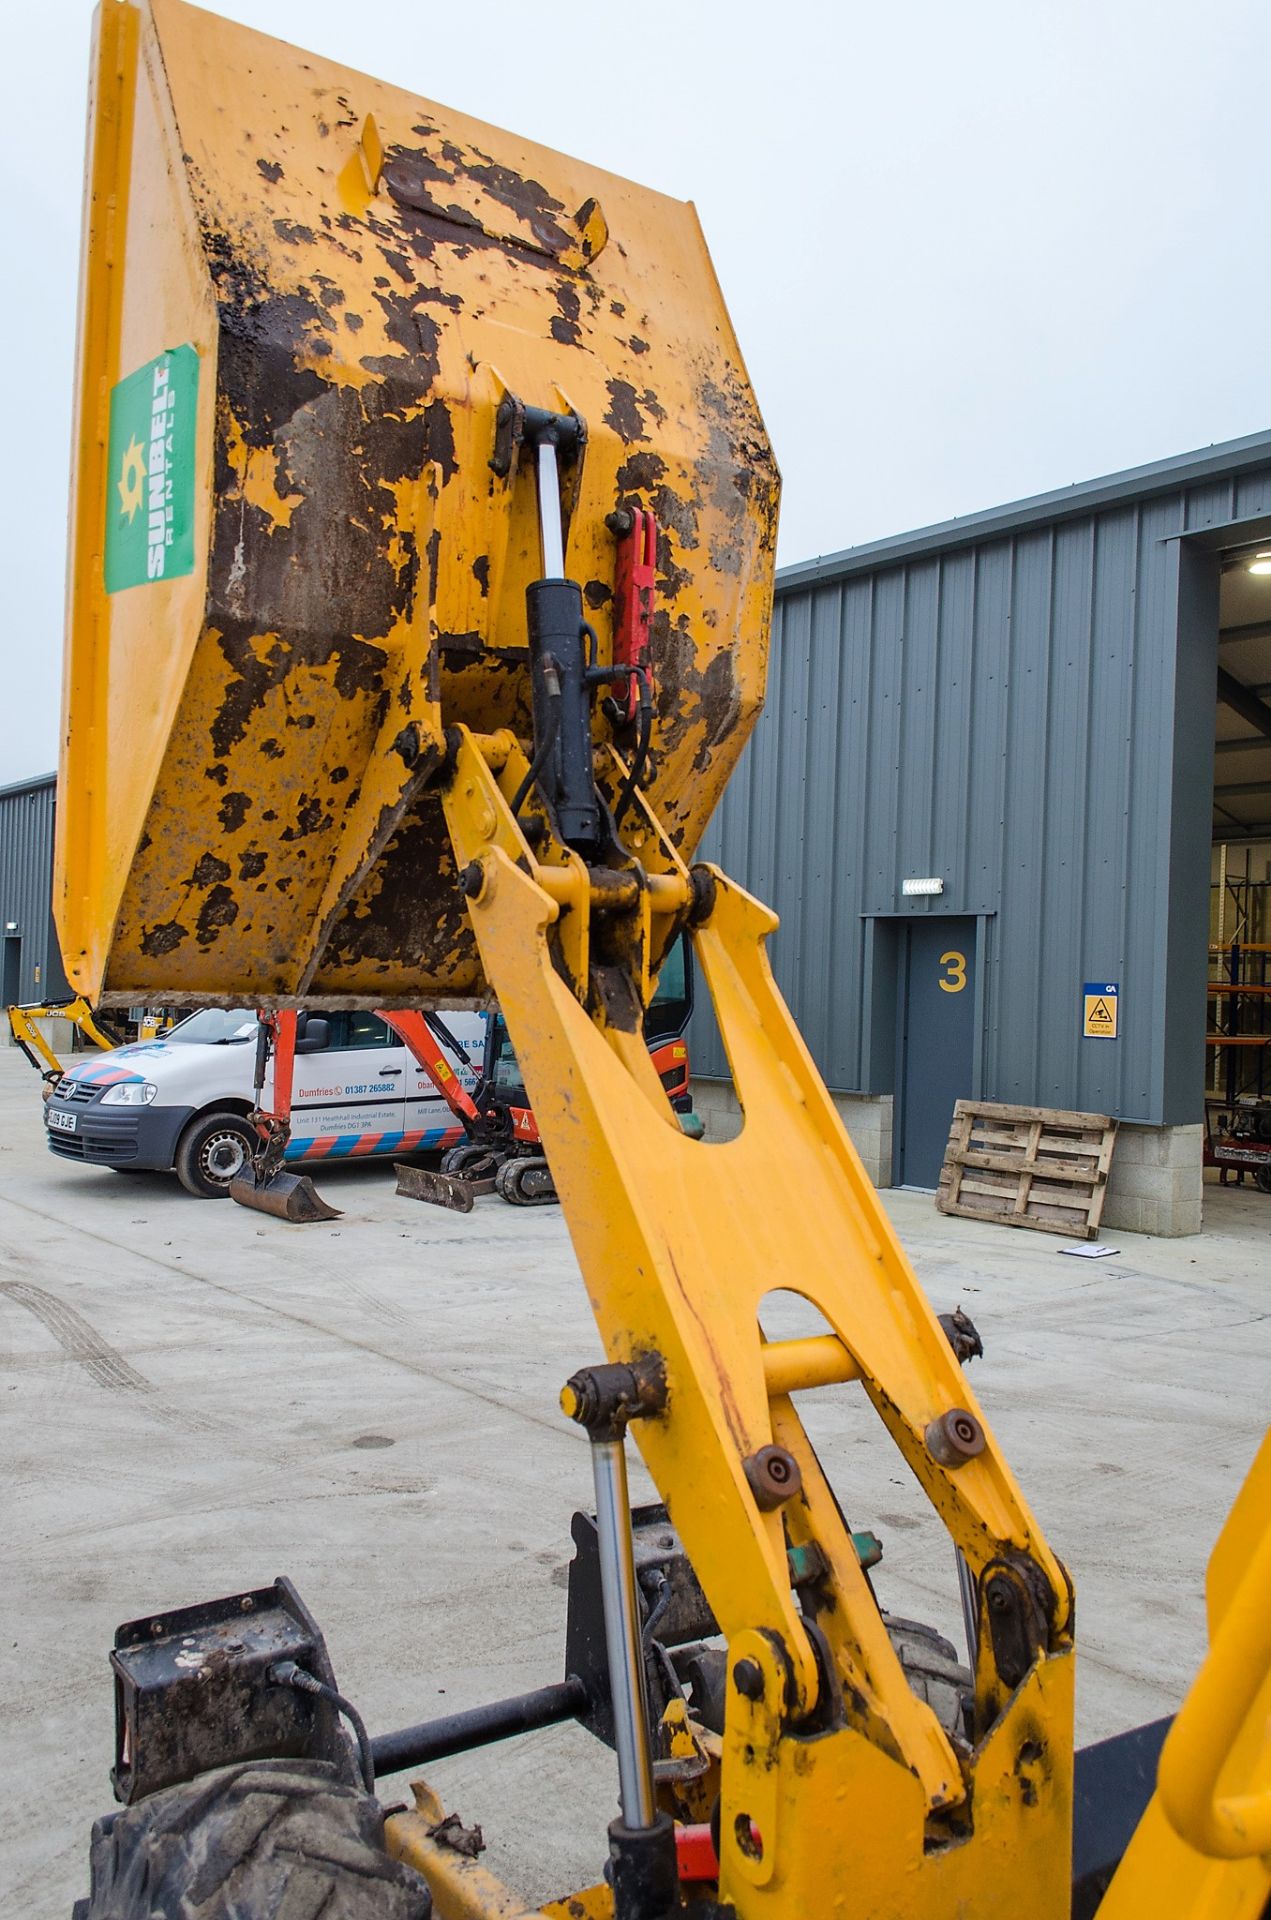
[
  {"left": 76, "top": 1757, "right": 432, "bottom": 1920},
  {"left": 884, "top": 1613, "right": 972, "bottom": 1739},
  {"left": 174, "top": 1110, "right": 258, "bottom": 1198}
]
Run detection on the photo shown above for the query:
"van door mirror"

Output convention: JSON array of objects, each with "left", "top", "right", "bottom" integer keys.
[{"left": 295, "top": 1015, "right": 330, "bottom": 1054}]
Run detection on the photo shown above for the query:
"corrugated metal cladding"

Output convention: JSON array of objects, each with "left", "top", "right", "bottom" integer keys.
[
  {"left": 694, "top": 433, "right": 1271, "bottom": 1128},
  {"left": 0, "top": 775, "right": 69, "bottom": 1005}
]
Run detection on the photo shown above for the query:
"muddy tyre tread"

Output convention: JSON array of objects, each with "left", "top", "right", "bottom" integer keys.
[{"left": 79, "top": 1758, "right": 431, "bottom": 1919}]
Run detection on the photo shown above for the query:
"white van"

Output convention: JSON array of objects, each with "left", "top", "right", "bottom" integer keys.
[{"left": 43, "top": 1007, "right": 486, "bottom": 1197}]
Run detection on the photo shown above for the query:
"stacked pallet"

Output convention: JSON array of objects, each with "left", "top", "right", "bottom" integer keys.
[{"left": 936, "top": 1101, "right": 1118, "bottom": 1239}]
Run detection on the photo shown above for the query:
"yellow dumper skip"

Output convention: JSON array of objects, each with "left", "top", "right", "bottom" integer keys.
[{"left": 60, "top": 0, "right": 778, "bottom": 1009}]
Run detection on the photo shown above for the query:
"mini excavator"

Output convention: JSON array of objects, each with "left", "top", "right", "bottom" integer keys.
[
  {"left": 57, "top": 4, "right": 1270, "bottom": 1917},
  {"left": 227, "top": 937, "right": 693, "bottom": 1220},
  {"left": 7, "top": 996, "right": 120, "bottom": 1084}
]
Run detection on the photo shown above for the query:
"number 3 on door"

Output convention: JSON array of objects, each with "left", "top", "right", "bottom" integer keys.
[{"left": 938, "top": 950, "right": 967, "bottom": 993}]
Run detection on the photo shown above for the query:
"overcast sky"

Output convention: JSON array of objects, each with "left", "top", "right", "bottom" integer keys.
[{"left": 4, "top": 0, "right": 1267, "bottom": 784}]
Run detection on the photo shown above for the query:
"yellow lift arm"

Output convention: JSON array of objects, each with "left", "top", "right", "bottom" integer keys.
[
  {"left": 380, "top": 725, "right": 1076, "bottom": 1917},
  {"left": 7, "top": 996, "right": 118, "bottom": 1080},
  {"left": 57, "top": 5, "right": 1266, "bottom": 1917}
]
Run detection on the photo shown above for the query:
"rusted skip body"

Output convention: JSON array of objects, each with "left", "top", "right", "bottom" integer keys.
[{"left": 60, "top": 0, "right": 779, "bottom": 1007}]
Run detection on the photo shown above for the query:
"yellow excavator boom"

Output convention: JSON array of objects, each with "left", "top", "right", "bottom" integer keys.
[{"left": 7, "top": 995, "right": 118, "bottom": 1079}]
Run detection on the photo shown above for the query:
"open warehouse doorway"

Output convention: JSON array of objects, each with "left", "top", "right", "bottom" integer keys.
[
  {"left": 1206, "top": 541, "right": 1271, "bottom": 1195},
  {"left": 692, "top": 430, "right": 1271, "bottom": 1234}
]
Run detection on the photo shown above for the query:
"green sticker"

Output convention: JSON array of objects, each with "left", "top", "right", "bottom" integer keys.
[{"left": 104, "top": 344, "right": 198, "bottom": 593}]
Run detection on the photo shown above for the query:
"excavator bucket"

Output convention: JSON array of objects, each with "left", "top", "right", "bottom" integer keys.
[
  {"left": 229, "top": 1167, "right": 342, "bottom": 1224},
  {"left": 393, "top": 1163, "right": 491, "bottom": 1212}
]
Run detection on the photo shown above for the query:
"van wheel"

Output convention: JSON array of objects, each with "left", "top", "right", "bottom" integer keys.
[{"left": 175, "top": 1112, "right": 256, "bottom": 1198}]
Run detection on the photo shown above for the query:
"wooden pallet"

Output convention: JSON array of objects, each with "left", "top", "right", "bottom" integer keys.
[{"left": 936, "top": 1101, "right": 1118, "bottom": 1239}]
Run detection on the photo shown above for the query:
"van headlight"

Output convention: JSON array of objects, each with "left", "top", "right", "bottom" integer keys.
[{"left": 101, "top": 1081, "right": 159, "bottom": 1106}]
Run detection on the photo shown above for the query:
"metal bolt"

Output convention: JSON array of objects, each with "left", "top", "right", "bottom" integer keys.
[
  {"left": 938, "top": 1307, "right": 984, "bottom": 1366},
  {"left": 384, "top": 160, "right": 425, "bottom": 205},
  {"left": 391, "top": 723, "right": 420, "bottom": 767},
  {"left": 743, "top": 1443, "right": 802, "bottom": 1511},
  {"left": 560, "top": 1355, "right": 668, "bottom": 1437},
  {"left": 688, "top": 866, "right": 717, "bottom": 928},
  {"left": 732, "top": 1658, "right": 764, "bottom": 1702},
  {"left": 852, "top": 1529, "right": 883, "bottom": 1571},
  {"left": 559, "top": 1377, "right": 591, "bottom": 1424},
  {"left": 459, "top": 861, "right": 485, "bottom": 900},
  {"left": 925, "top": 1407, "right": 986, "bottom": 1468}
]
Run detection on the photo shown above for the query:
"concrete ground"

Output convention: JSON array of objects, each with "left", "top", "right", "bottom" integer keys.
[{"left": 1, "top": 1044, "right": 1267, "bottom": 1917}]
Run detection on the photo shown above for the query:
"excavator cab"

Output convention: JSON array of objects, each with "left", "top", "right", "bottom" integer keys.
[{"left": 480, "top": 930, "right": 697, "bottom": 1149}]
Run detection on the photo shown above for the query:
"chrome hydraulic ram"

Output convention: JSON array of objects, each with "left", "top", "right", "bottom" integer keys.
[{"left": 561, "top": 1357, "right": 680, "bottom": 1920}]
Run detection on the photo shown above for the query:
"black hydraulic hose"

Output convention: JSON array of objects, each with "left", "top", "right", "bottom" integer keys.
[
  {"left": 270, "top": 1662, "right": 375, "bottom": 1794},
  {"left": 613, "top": 667, "right": 653, "bottom": 826},
  {"left": 423, "top": 1010, "right": 475, "bottom": 1076},
  {"left": 639, "top": 1566, "right": 671, "bottom": 1646},
  {"left": 251, "top": 1016, "right": 269, "bottom": 1099},
  {"left": 422, "top": 1010, "right": 501, "bottom": 1138},
  {"left": 510, "top": 655, "right": 562, "bottom": 820},
  {"left": 10, "top": 1035, "right": 44, "bottom": 1075}
]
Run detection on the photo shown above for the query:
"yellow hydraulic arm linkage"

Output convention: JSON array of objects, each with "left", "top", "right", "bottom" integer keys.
[
  {"left": 7, "top": 996, "right": 118, "bottom": 1081},
  {"left": 58, "top": 6, "right": 1265, "bottom": 1917},
  {"left": 377, "top": 468, "right": 1075, "bottom": 1920}
]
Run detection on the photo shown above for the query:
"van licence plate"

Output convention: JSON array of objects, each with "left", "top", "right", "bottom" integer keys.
[{"left": 47, "top": 1110, "right": 77, "bottom": 1134}]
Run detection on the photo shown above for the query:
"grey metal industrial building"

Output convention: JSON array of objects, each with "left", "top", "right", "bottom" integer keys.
[
  {"left": 693, "top": 429, "right": 1271, "bottom": 1235},
  {"left": 0, "top": 774, "right": 68, "bottom": 1011},
  {"left": 8, "top": 432, "right": 1271, "bottom": 1233}
]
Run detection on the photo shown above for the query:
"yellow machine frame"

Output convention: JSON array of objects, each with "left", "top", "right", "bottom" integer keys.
[
  {"left": 372, "top": 725, "right": 1078, "bottom": 1917},
  {"left": 1097, "top": 1429, "right": 1271, "bottom": 1919},
  {"left": 58, "top": 6, "right": 1270, "bottom": 1917}
]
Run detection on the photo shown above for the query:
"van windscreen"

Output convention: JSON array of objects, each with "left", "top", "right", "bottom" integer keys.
[{"left": 165, "top": 1009, "right": 258, "bottom": 1045}]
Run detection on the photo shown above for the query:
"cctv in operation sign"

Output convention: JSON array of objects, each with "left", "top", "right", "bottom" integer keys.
[{"left": 1082, "top": 982, "right": 1119, "bottom": 1039}]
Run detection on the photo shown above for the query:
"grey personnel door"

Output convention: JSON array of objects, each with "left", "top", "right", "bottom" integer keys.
[{"left": 895, "top": 917, "right": 976, "bottom": 1188}]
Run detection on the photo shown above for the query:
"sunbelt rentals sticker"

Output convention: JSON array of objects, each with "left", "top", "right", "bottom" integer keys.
[{"left": 105, "top": 345, "right": 198, "bottom": 592}]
